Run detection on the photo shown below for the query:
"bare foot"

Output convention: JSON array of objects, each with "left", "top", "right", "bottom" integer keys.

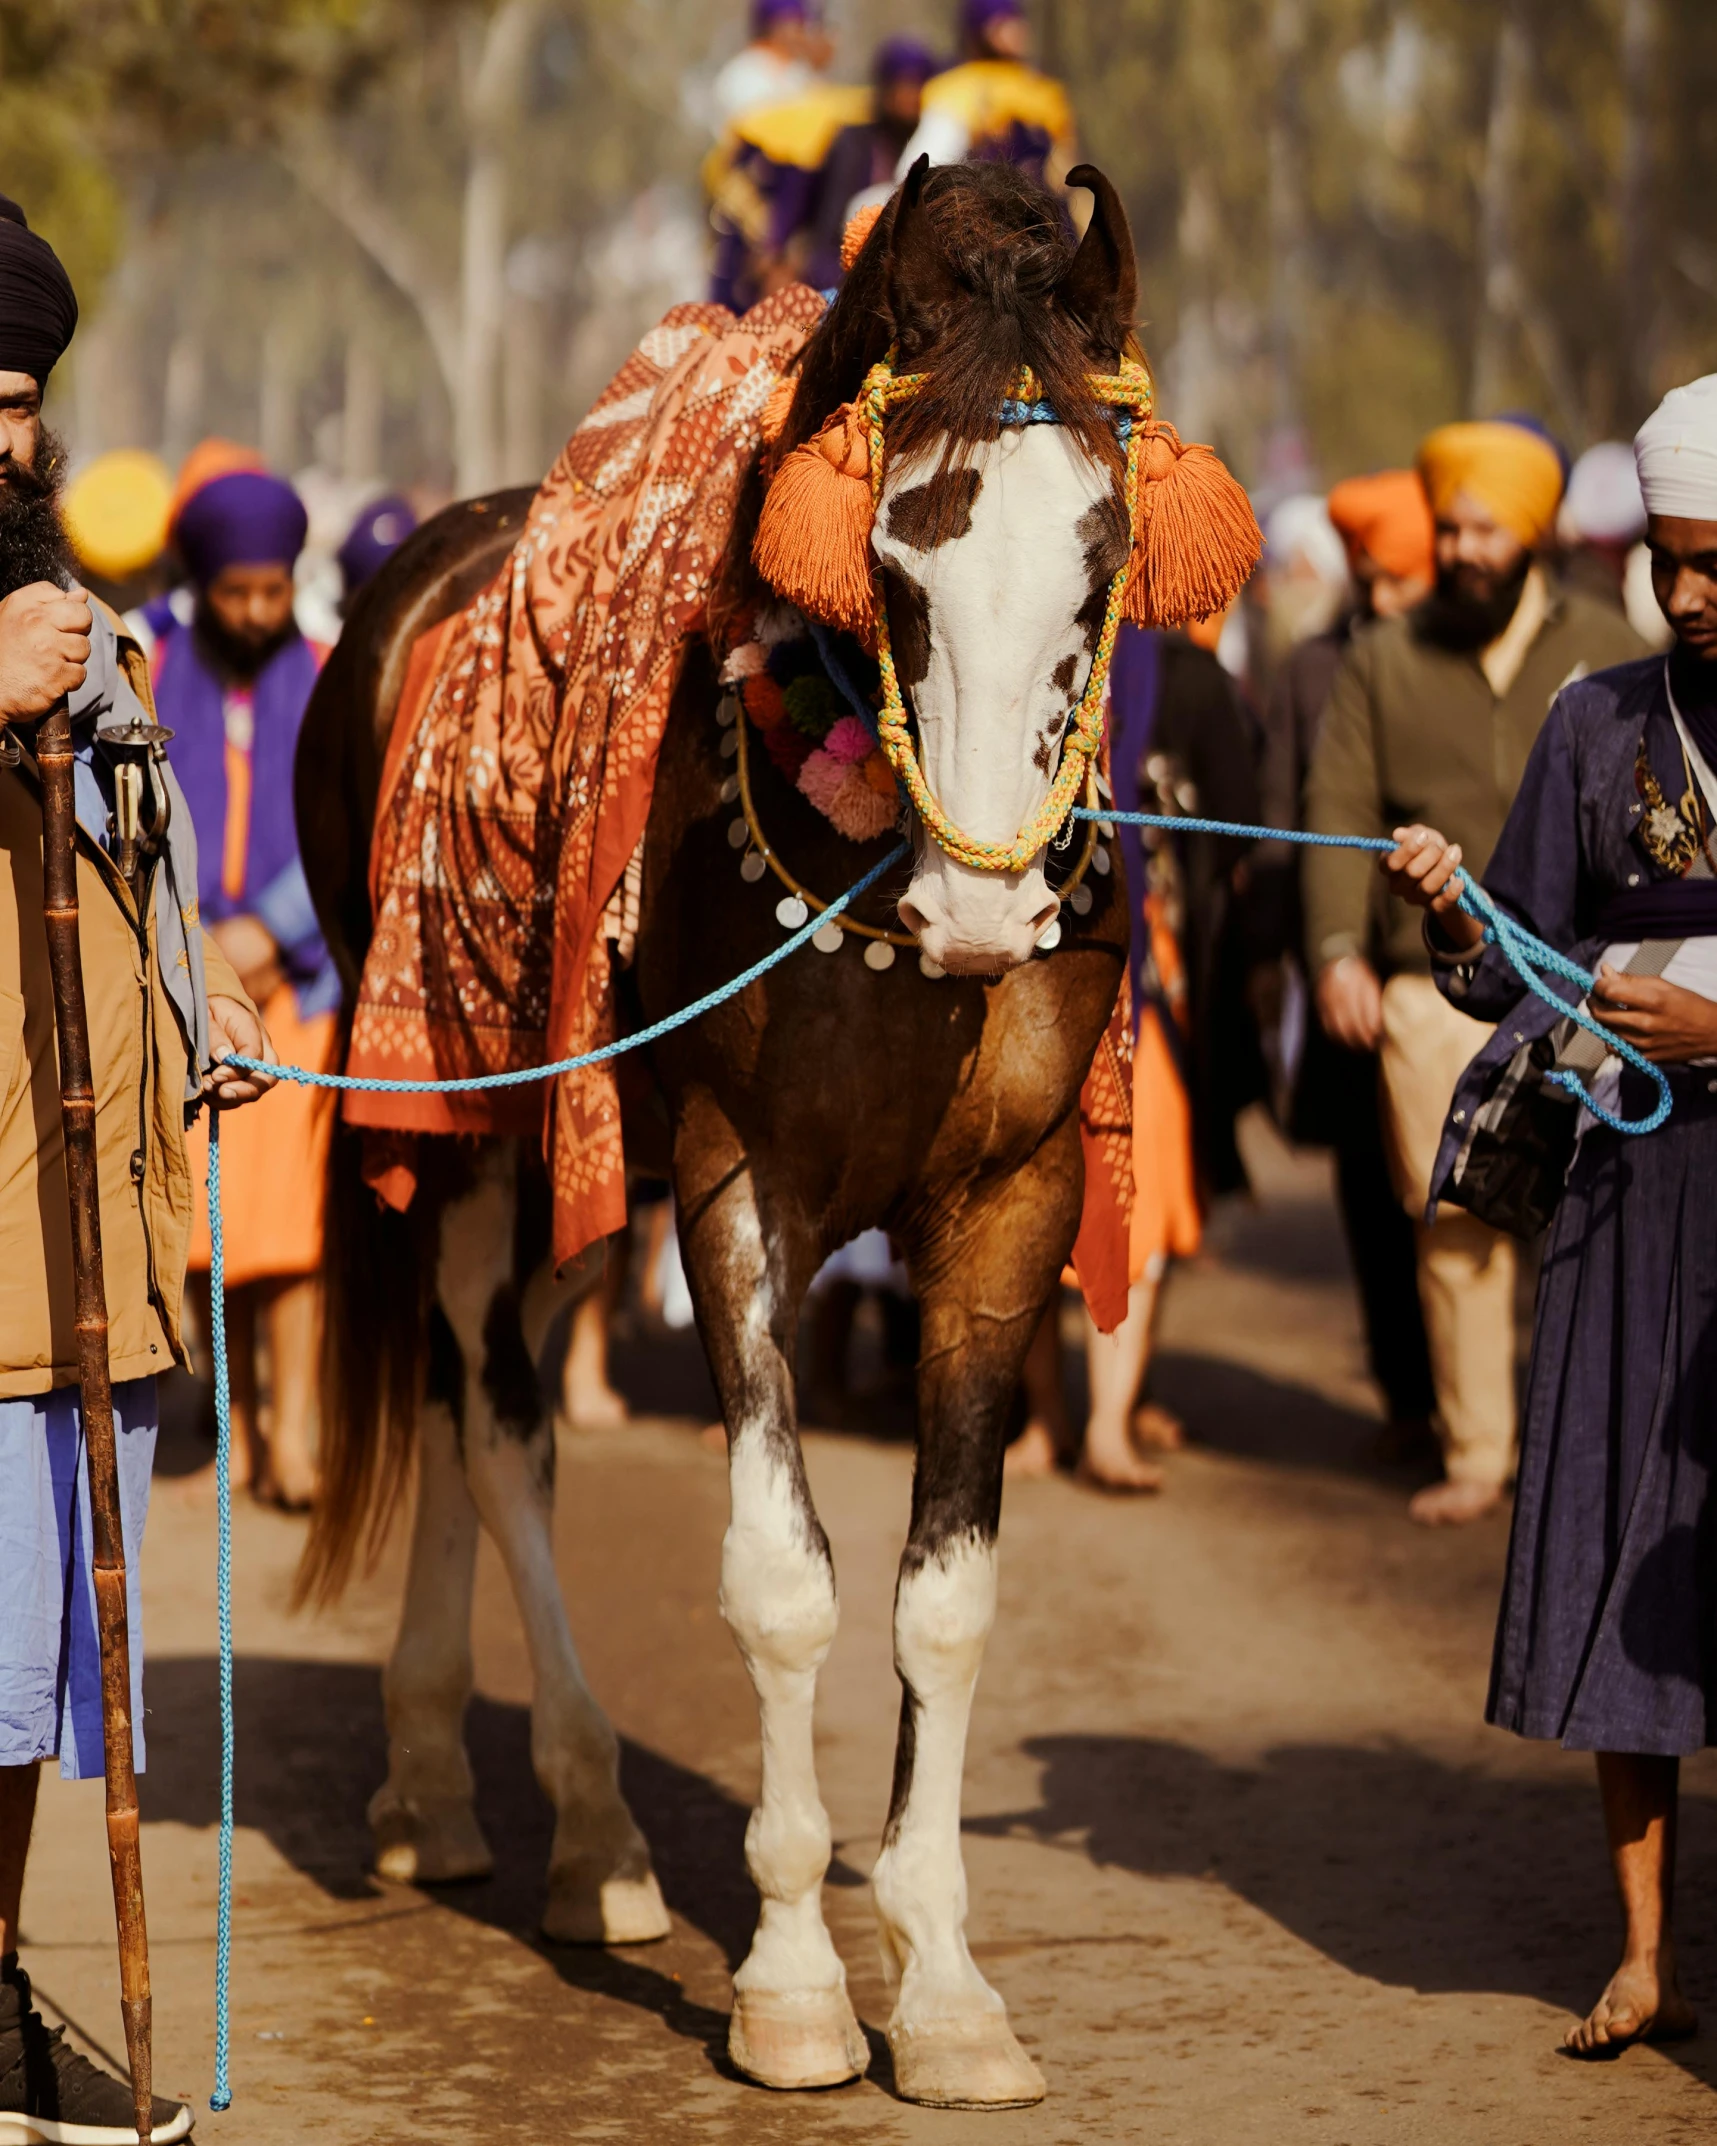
[
  {"left": 1564, "top": 1952, "right": 1696, "bottom": 2056},
  {"left": 561, "top": 1380, "right": 630, "bottom": 1433},
  {"left": 1131, "top": 1402, "right": 1185, "bottom": 1453},
  {"left": 1408, "top": 1478, "right": 1503, "bottom": 1527},
  {"left": 1004, "top": 1421, "right": 1060, "bottom": 1480},
  {"left": 1077, "top": 1450, "right": 1165, "bottom": 1495}
]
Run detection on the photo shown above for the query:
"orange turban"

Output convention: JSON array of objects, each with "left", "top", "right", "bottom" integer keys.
[
  {"left": 169, "top": 437, "right": 266, "bottom": 534},
  {"left": 1325, "top": 470, "right": 1434, "bottom": 585},
  {"left": 1415, "top": 420, "right": 1564, "bottom": 550}
]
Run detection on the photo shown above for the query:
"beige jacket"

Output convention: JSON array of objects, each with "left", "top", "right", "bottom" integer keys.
[{"left": 0, "top": 612, "right": 250, "bottom": 1396}]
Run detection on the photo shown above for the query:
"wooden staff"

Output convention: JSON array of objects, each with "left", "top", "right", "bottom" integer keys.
[{"left": 36, "top": 698, "right": 153, "bottom": 2146}]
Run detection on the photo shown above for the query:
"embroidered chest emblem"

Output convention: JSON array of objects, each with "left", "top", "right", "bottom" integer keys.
[{"left": 1634, "top": 739, "right": 1706, "bottom": 876}]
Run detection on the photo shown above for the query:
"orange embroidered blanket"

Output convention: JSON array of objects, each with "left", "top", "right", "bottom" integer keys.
[{"left": 344, "top": 288, "right": 1136, "bottom": 1326}]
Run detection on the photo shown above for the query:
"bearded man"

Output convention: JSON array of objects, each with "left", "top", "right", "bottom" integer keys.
[
  {"left": 151, "top": 469, "right": 338, "bottom": 1512},
  {"left": 0, "top": 196, "right": 272, "bottom": 2143},
  {"left": 1304, "top": 418, "right": 1642, "bottom": 1524}
]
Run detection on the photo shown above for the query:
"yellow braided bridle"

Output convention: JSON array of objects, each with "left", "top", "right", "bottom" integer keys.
[{"left": 862, "top": 353, "right": 1153, "bottom": 876}]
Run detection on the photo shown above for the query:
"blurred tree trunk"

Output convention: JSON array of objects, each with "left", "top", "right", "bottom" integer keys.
[
  {"left": 1469, "top": 7, "right": 1528, "bottom": 417},
  {"left": 162, "top": 328, "right": 206, "bottom": 467},
  {"left": 343, "top": 335, "right": 384, "bottom": 485},
  {"left": 1618, "top": 0, "right": 1660, "bottom": 420},
  {"left": 280, "top": 0, "right": 549, "bottom": 496},
  {"left": 1266, "top": 0, "right": 1309, "bottom": 469},
  {"left": 259, "top": 321, "right": 300, "bottom": 471}
]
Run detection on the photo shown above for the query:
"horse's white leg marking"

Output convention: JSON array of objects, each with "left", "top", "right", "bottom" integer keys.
[
  {"left": 872, "top": 1531, "right": 1046, "bottom": 2107},
  {"left": 438, "top": 1149, "right": 669, "bottom": 1945},
  {"left": 679, "top": 1169, "right": 867, "bottom": 2087},
  {"left": 368, "top": 1391, "right": 491, "bottom": 1884}
]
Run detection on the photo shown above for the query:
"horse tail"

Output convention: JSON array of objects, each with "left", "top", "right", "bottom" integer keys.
[{"left": 293, "top": 1110, "right": 433, "bottom": 1608}]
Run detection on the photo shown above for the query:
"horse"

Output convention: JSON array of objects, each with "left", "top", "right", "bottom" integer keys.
[{"left": 296, "top": 158, "right": 1145, "bottom": 2108}]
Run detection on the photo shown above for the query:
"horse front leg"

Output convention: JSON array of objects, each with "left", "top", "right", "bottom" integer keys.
[
  {"left": 676, "top": 1105, "right": 868, "bottom": 2090},
  {"left": 874, "top": 1131, "right": 1080, "bottom": 2109},
  {"left": 437, "top": 1145, "right": 669, "bottom": 1946}
]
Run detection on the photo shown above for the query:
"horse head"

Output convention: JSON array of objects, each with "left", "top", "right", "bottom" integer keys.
[{"left": 873, "top": 160, "right": 1139, "bottom": 974}]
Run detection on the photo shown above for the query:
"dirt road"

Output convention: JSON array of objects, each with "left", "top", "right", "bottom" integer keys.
[{"left": 21, "top": 1122, "right": 1717, "bottom": 2142}]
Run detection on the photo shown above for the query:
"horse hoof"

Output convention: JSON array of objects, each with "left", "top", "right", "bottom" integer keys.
[
  {"left": 888, "top": 2012, "right": 1046, "bottom": 2108},
  {"left": 369, "top": 1792, "right": 494, "bottom": 1885},
  {"left": 729, "top": 1986, "right": 870, "bottom": 2090},
  {"left": 542, "top": 1861, "right": 671, "bottom": 1945}
]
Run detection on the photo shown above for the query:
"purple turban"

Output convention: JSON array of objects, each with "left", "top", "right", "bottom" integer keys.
[
  {"left": 0, "top": 196, "right": 77, "bottom": 386},
  {"left": 752, "top": 0, "right": 808, "bottom": 32},
  {"left": 961, "top": 0, "right": 1022, "bottom": 36},
  {"left": 875, "top": 36, "right": 938, "bottom": 86},
  {"left": 174, "top": 470, "right": 308, "bottom": 587},
  {"left": 337, "top": 493, "right": 417, "bottom": 596}
]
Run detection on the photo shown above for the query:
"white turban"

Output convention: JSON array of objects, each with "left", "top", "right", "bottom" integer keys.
[
  {"left": 1633, "top": 373, "right": 1717, "bottom": 521},
  {"left": 1561, "top": 441, "right": 1646, "bottom": 546}
]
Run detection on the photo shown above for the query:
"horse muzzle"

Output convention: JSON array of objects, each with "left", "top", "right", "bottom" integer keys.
[{"left": 897, "top": 856, "right": 1059, "bottom": 974}]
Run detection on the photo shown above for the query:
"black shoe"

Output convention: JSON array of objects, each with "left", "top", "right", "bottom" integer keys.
[{"left": 0, "top": 1956, "right": 192, "bottom": 2144}]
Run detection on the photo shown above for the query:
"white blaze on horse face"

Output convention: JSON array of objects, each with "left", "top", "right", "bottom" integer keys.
[{"left": 875, "top": 424, "right": 1120, "bottom": 973}]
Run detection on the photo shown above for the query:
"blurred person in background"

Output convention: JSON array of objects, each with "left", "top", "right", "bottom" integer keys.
[
  {"left": 154, "top": 469, "right": 339, "bottom": 1509},
  {"left": 896, "top": 0, "right": 1077, "bottom": 191},
  {"left": 1558, "top": 437, "right": 1675, "bottom": 653},
  {"left": 336, "top": 491, "right": 417, "bottom": 613},
  {"left": 1255, "top": 471, "right": 1438, "bottom": 1448},
  {"left": 711, "top": 0, "right": 828, "bottom": 129},
  {"left": 1381, "top": 372, "right": 1717, "bottom": 2055},
  {"left": 1305, "top": 418, "right": 1642, "bottom": 1524},
  {"left": 802, "top": 37, "right": 939, "bottom": 289},
  {"left": 61, "top": 447, "right": 171, "bottom": 617},
  {"left": 1011, "top": 613, "right": 1260, "bottom": 1490}
]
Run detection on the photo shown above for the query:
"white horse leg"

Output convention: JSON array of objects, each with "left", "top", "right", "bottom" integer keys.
[
  {"left": 368, "top": 1392, "right": 491, "bottom": 1883},
  {"left": 871, "top": 1533, "right": 1043, "bottom": 2106},
  {"left": 676, "top": 1141, "right": 866, "bottom": 2088},
  {"left": 438, "top": 1148, "right": 669, "bottom": 1945}
]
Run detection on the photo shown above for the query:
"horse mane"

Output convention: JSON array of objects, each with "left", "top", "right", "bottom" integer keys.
[{"left": 709, "top": 161, "right": 1135, "bottom": 646}]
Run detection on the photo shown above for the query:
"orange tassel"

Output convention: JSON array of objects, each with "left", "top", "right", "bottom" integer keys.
[
  {"left": 840, "top": 202, "right": 883, "bottom": 271},
  {"left": 752, "top": 401, "right": 876, "bottom": 642},
  {"left": 1123, "top": 423, "right": 1262, "bottom": 630},
  {"left": 759, "top": 374, "right": 796, "bottom": 450}
]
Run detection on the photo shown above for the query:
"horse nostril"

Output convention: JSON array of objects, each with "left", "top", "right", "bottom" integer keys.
[
  {"left": 897, "top": 898, "right": 930, "bottom": 939},
  {"left": 1029, "top": 900, "right": 1060, "bottom": 936}
]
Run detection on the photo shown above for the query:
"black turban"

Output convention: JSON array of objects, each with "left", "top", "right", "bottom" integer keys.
[{"left": 0, "top": 196, "right": 78, "bottom": 386}]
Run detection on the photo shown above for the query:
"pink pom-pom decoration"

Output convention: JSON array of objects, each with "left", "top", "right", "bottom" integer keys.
[
  {"left": 825, "top": 765, "right": 900, "bottom": 842},
  {"left": 796, "top": 748, "right": 848, "bottom": 818},
  {"left": 822, "top": 715, "right": 874, "bottom": 765}
]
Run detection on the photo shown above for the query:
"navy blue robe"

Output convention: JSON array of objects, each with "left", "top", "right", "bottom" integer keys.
[{"left": 1433, "top": 655, "right": 1717, "bottom": 1756}]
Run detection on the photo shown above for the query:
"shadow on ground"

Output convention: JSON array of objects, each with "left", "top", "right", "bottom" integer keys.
[{"left": 970, "top": 1732, "right": 1717, "bottom": 2087}]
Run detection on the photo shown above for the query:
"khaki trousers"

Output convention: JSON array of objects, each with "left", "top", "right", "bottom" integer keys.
[{"left": 1378, "top": 974, "right": 1517, "bottom": 1488}]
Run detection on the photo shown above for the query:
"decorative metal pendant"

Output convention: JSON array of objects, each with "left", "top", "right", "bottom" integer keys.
[
  {"left": 1635, "top": 740, "right": 1701, "bottom": 875},
  {"left": 919, "top": 953, "right": 946, "bottom": 979},
  {"left": 1068, "top": 882, "right": 1093, "bottom": 916},
  {"left": 727, "top": 819, "right": 750, "bottom": 849},
  {"left": 740, "top": 851, "right": 768, "bottom": 883},
  {"left": 863, "top": 940, "right": 895, "bottom": 970},
  {"left": 812, "top": 922, "right": 844, "bottom": 953},
  {"left": 775, "top": 895, "right": 809, "bottom": 930}
]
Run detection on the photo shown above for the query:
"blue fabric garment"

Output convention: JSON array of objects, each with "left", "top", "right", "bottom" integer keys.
[
  {"left": 1107, "top": 622, "right": 1163, "bottom": 1038},
  {"left": 0, "top": 1379, "right": 156, "bottom": 1777},
  {"left": 1434, "top": 654, "right": 1717, "bottom": 1753},
  {"left": 152, "top": 620, "right": 337, "bottom": 1016}
]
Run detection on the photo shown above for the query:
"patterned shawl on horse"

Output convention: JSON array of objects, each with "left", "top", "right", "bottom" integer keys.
[{"left": 343, "top": 285, "right": 1136, "bottom": 1326}]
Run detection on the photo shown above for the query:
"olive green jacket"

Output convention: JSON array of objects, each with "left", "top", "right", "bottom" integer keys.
[
  {"left": 0, "top": 609, "right": 250, "bottom": 1396},
  {"left": 1302, "top": 584, "right": 1645, "bottom": 981}
]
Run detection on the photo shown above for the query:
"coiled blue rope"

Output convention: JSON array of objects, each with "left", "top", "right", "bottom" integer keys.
[
  {"left": 1072, "top": 807, "right": 1673, "bottom": 1135},
  {"left": 198, "top": 839, "right": 905, "bottom": 2111}
]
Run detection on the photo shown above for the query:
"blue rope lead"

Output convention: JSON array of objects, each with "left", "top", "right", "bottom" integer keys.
[
  {"left": 1073, "top": 808, "right": 1672, "bottom": 1135},
  {"left": 206, "top": 1112, "right": 233, "bottom": 2113}
]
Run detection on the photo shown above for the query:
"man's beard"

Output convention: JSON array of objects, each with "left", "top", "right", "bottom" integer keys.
[
  {"left": 1415, "top": 552, "right": 1533, "bottom": 652},
  {"left": 0, "top": 425, "right": 72, "bottom": 599},
  {"left": 192, "top": 601, "right": 298, "bottom": 685}
]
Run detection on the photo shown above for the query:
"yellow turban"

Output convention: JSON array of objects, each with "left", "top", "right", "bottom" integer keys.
[
  {"left": 63, "top": 449, "right": 172, "bottom": 581},
  {"left": 1415, "top": 420, "right": 1564, "bottom": 550}
]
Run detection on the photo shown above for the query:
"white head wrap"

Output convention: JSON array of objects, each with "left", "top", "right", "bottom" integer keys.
[
  {"left": 1633, "top": 374, "right": 1717, "bottom": 521},
  {"left": 1561, "top": 441, "right": 1646, "bottom": 546}
]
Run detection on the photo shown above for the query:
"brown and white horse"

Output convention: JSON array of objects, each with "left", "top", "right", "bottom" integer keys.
[{"left": 297, "top": 160, "right": 1140, "bottom": 2107}]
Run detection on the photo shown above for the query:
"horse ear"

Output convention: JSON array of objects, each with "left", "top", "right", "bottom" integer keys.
[
  {"left": 1058, "top": 165, "right": 1138, "bottom": 365},
  {"left": 888, "top": 155, "right": 960, "bottom": 360}
]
